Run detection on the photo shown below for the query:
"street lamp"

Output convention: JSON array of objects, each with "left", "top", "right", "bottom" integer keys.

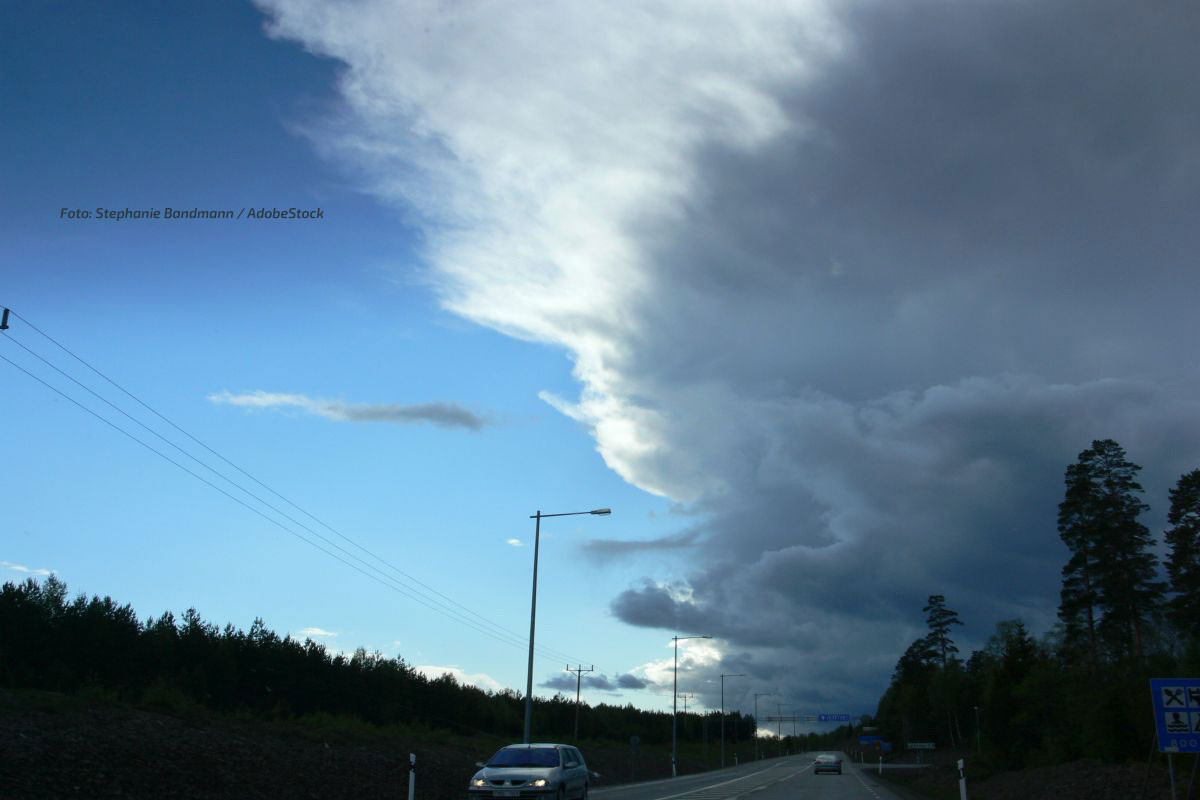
[
  {"left": 672, "top": 634, "right": 711, "bottom": 776},
  {"left": 719, "top": 672, "right": 745, "bottom": 768},
  {"left": 523, "top": 508, "right": 611, "bottom": 744}
]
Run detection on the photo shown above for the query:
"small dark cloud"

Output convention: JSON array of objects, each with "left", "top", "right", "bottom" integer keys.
[
  {"left": 209, "top": 391, "right": 488, "bottom": 430},
  {"left": 328, "top": 401, "right": 486, "bottom": 430},
  {"left": 540, "top": 672, "right": 641, "bottom": 692},
  {"left": 617, "top": 673, "right": 647, "bottom": 689},
  {"left": 540, "top": 674, "right": 577, "bottom": 691},
  {"left": 581, "top": 530, "right": 700, "bottom": 559}
]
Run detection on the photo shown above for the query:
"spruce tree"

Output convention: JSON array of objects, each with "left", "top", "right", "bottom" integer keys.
[{"left": 1165, "top": 469, "right": 1200, "bottom": 640}]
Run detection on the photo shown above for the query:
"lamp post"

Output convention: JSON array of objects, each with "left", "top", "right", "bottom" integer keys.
[
  {"left": 974, "top": 705, "right": 981, "bottom": 754},
  {"left": 672, "top": 634, "right": 711, "bottom": 776},
  {"left": 719, "top": 672, "right": 745, "bottom": 768},
  {"left": 523, "top": 508, "right": 611, "bottom": 744},
  {"left": 753, "top": 693, "right": 772, "bottom": 760}
]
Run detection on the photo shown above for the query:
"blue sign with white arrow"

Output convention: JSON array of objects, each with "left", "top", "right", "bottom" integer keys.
[{"left": 819, "top": 713, "right": 851, "bottom": 722}]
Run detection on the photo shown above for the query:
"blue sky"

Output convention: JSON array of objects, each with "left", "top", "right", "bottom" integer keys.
[
  {"left": 1, "top": 1, "right": 693, "bottom": 714},
  {"left": 4, "top": 0, "right": 1200, "bottom": 729}
]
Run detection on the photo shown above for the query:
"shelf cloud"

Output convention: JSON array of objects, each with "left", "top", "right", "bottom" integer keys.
[{"left": 257, "top": 0, "right": 1200, "bottom": 715}]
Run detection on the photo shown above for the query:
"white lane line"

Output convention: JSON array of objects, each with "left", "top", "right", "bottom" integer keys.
[
  {"left": 640, "top": 763, "right": 792, "bottom": 800},
  {"left": 848, "top": 766, "right": 883, "bottom": 799}
]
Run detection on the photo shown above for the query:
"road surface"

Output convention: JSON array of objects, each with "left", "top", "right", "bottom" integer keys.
[{"left": 591, "top": 753, "right": 906, "bottom": 800}]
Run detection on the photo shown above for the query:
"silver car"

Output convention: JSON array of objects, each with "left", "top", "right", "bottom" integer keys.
[
  {"left": 813, "top": 753, "right": 843, "bottom": 775},
  {"left": 468, "top": 744, "right": 594, "bottom": 800}
]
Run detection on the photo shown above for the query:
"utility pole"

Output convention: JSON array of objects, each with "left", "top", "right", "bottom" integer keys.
[
  {"left": 679, "top": 692, "right": 695, "bottom": 767},
  {"left": 566, "top": 664, "right": 594, "bottom": 741},
  {"left": 753, "top": 693, "right": 771, "bottom": 760},
  {"left": 671, "top": 634, "right": 711, "bottom": 776},
  {"left": 719, "top": 673, "right": 745, "bottom": 769}
]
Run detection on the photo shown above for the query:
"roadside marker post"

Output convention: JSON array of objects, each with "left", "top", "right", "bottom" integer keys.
[
  {"left": 408, "top": 752, "right": 416, "bottom": 800},
  {"left": 957, "top": 758, "right": 967, "bottom": 800}
]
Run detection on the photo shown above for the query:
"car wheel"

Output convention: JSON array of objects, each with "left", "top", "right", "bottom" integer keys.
[
  {"left": 556, "top": 786, "right": 565, "bottom": 800},
  {"left": 580, "top": 783, "right": 588, "bottom": 800}
]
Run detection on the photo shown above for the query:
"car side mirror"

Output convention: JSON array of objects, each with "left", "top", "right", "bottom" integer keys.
[
  {"left": 475, "top": 762, "right": 485, "bottom": 768},
  {"left": 590, "top": 771, "right": 601, "bottom": 781},
  {"left": 567, "top": 762, "right": 578, "bottom": 768}
]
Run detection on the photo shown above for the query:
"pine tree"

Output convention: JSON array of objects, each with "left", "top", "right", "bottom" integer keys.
[
  {"left": 1058, "top": 454, "right": 1102, "bottom": 665},
  {"left": 923, "top": 595, "right": 964, "bottom": 667},
  {"left": 1057, "top": 439, "right": 1163, "bottom": 663},
  {"left": 1165, "top": 469, "right": 1200, "bottom": 640}
]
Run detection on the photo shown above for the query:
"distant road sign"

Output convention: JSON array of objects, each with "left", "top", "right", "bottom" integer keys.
[
  {"left": 907, "top": 742, "right": 936, "bottom": 750},
  {"left": 1150, "top": 677, "right": 1200, "bottom": 753},
  {"left": 819, "top": 713, "right": 851, "bottom": 722}
]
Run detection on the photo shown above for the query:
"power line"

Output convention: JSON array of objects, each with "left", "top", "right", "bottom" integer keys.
[
  {"left": 0, "top": 330, "right": 585, "bottom": 662},
  {"left": 0, "top": 348, "right": 556, "bottom": 655},
  {"left": 2, "top": 307, "right": 588, "bottom": 665},
  {"left": 0, "top": 313, "right": 602, "bottom": 669}
]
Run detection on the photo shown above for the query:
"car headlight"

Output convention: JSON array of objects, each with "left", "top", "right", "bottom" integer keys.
[
  {"left": 471, "top": 779, "right": 487, "bottom": 788},
  {"left": 531, "top": 779, "right": 548, "bottom": 787}
]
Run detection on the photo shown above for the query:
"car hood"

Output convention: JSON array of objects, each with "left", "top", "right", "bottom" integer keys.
[{"left": 473, "top": 766, "right": 559, "bottom": 782}]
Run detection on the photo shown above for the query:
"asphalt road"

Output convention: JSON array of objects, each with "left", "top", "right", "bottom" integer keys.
[{"left": 592, "top": 753, "right": 906, "bottom": 800}]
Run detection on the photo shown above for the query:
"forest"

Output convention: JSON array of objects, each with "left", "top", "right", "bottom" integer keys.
[
  {"left": 0, "top": 572, "right": 759, "bottom": 748},
  {"left": 874, "top": 439, "right": 1200, "bottom": 767}
]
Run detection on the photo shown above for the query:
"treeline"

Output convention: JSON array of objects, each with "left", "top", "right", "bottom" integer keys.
[
  {"left": 0, "top": 574, "right": 756, "bottom": 745},
  {"left": 874, "top": 439, "right": 1200, "bottom": 768}
]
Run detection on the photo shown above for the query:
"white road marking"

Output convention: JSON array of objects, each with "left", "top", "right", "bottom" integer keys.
[
  {"left": 848, "top": 765, "right": 883, "bottom": 799},
  {"left": 639, "top": 762, "right": 798, "bottom": 800}
]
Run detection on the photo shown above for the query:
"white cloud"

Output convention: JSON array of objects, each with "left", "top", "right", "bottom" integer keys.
[
  {"left": 506, "top": 538, "right": 524, "bottom": 547},
  {"left": 298, "top": 626, "right": 338, "bottom": 638},
  {"left": 208, "top": 390, "right": 486, "bottom": 430},
  {"left": 634, "top": 636, "right": 724, "bottom": 693},
  {"left": 415, "top": 664, "right": 504, "bottom": 693},
  {"left": 1, "top": 560, "right": 54, "bottom": 577}
]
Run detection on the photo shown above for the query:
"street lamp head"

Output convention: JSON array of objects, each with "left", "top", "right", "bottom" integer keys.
[{"left": 589, "top": 508, "right": 612, "bottom": 515}]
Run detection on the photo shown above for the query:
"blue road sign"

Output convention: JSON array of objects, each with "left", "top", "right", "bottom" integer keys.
[
  {"left": 819, "top": 713, "right": 851, "bottom": 722},
  {"left": 1150, "top": 677, "right": 1200, "bottom": 753}
]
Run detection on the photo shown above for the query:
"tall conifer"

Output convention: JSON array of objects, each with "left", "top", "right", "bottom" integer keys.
[{"left": 1165, "top": 469, "right": 1200, "bottom": 639}]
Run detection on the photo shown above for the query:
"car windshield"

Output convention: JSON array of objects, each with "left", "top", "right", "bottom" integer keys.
[{"left": 488, "top": 748, "right": 560, "bottom": 768}]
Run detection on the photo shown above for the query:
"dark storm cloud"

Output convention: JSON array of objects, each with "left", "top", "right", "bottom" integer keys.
[{"left": 602, "top": 0, "right": 1200, "bottom": 714}]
